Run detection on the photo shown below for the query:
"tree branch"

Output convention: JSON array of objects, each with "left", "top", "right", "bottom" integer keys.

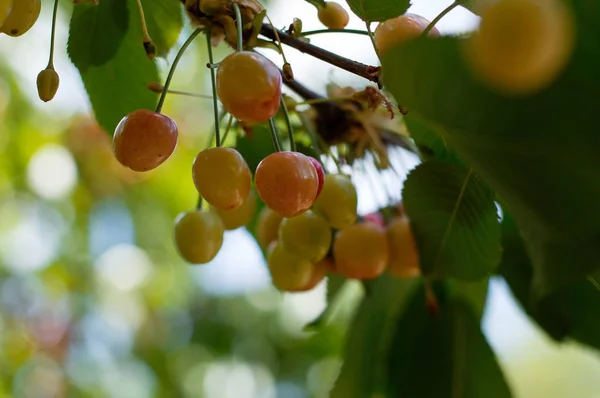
[{"left": 261, "top": 23, "right": 380, "bottom": 85}]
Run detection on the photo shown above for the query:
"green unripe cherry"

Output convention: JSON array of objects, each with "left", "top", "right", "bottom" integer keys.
[
  {"left": 279, "top": 210, "right": 332, "bottom": 262},
  {"left": 174, "top": 210, "right": 224, "bottom": 264},
  {"left": 312, "top": 174, "right": 358, "bottom": 230},
  {"left": 36, "top": 68, "right": 60, "bottom": 102}
]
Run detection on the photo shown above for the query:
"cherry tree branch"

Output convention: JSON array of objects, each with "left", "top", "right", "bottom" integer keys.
[{"left": 260, "top": 23, "right": 380, "bottom": 85}]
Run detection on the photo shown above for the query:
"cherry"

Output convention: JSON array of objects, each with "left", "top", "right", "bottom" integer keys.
[
  {"left": 1, "top": 0, "right": 39, "bottom": 37},
  {"left": 465, "top": 0, "right": 574, "bottom": 95},
  {"left": 362, "top": 212, "right": 385, "bottom": 227},
  {"left": 0, "top": 0, "right": 12, "bottom": 29},
  {"left": 267, "top": 242, "right": 315, "bottom": 292},
  {"left": 193, "top": 147, "right": 251, "bottom": 211},
  {"left": 279, "top": 210, "right": 332, "bottom": 262},
  {"left": 374, "top": 13, "right": 440, "bottom": 56},
  {"left": 216, "top": 51, "right": 282, "bottom": 124},
  {"left": 214, "top": 188, "right": 257, "bottom": 230},
  {"left": 174, "top": 210, "right": 224, "bottom": 264},
  {"left": 318, "top": 2, "right": 349, "bottom": 30},
  {"left": 255, "top": 151, "right": 319, "bottom": 218},
  {"left": 287, "top": 259, "right": 327, "bottom": 292},
  {"left": 333, "top": 222, "right": 389, "bottom": 279},
  {"left": 255, "top": 206, "right": 284, "bottom": 250},
  {"left": 308, "top": 156, "right": 325, "bottom": 198},
  {"left": 37, "top": 68, "right": 59, "bottom": 102},
  {"left": 112, "top": 109, "right": 178, "bottom": 172},
  {"left": 386, "top": 216, "right": 421, "bottom": 278},
  {"left": 312, "top": 174, "right": 357, "bottom": 230}
]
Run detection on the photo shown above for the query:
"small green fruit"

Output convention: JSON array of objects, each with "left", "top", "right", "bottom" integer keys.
[{"left": 36, "top": 68, "right": 60, "bottom": 102}]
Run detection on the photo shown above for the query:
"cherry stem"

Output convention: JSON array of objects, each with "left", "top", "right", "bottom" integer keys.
[
  {"left": 422, "top": 0, "right": 460, "bottom": 37},
  {"left": 47, "top": 0, "right": 60, "bottom": 68},
  {"left": 365, "top": 22, "right": 382, "bottom": 61},
  {"left": 266, "top": 14, "right": 289, "bottom": 64},
  {"left": 196, "top": 195, "right": 203, "bottom": 210},
  {"left": 155, "top": 28, "right": 201, "bottom": 114},
  {"left": 298, "top": 111, "right": 327, "bottom": 170},
  {"left": 268, "top": 118, "right": 283, "bottom": 152},
  {"left": 301, "top": 28, "right": 370, "bottom": 37},
  {"left": 206, "top": 28, "right": 221, "bottom": 147},
  {"left": 260, "top": 23, "right": 380, "bottom": 84},
  {"left": 233, "top": 2, "right": 244, "bottom": 52},
  {"left": 135, "top": 0, "right": 153, "bottom": 45},
  {"left": 221, "top": 114, "right": 234, "bottom": 144},
  {"left": 280, "top": 96, "right": 296, "bottom": 152}
]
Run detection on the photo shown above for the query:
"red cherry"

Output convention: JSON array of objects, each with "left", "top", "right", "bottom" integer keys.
[{"left": 308, "top": 156, "right": 325, "bottom": 198}]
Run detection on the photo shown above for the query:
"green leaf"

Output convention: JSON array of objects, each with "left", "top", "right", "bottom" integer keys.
[
  {"left": 345, "top": 0, "right": 410, "bottom": 22},
  {"left": 381, "top": 1, "right": 600, "bottom": 296},
  {"left": 331, "top": 276, "right": 418, "bottom": 398},
  {"left": 304, "top": 273, "right": 346, "bottom": 331},
  {"left": 304, "top": 0, "right": 326, "bottom": 8},
  {"left": 402, "top": 160, "right": 501, "bottom": 280},
  {"left": 67, "top": 0, "right": 129, "bottom": 72},
  {"left": 387, "top": 281, "right": 512, "bottom": 398},
  {"left": 144, "top": 0, "right": 183, "bottom": 58},
  {"left": 235, "top": 126, "right": 276, "bottom": 174},
  {"left": 76, "top": 0, "right": 159, "bottom": 134},
  {"left": 499, "top": 213, "right": 600, "bottom": 349},
  {"left": 404, "top": 113, "right": 465, "bottom": 165}
]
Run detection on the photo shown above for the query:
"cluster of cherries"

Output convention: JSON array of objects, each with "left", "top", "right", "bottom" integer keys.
[{"left": 109, "top": 6, "right": 439, "bottom": 292}]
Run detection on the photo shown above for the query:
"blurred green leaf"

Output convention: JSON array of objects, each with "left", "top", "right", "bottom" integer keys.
[
  {"left": 144, "top": 0, "right": 183, "bottom": 58},
  {"left": 402, "top": 160, "right": 501, "bottom": 280},
  {"left": 76, "top": 0, "right": 159, "bottom": 134},
  {"left": 499, "top": 213, "right": 600, "bottom": 349},
  {"left": 304, "top": 273, "right": 346, "bottom": 331},
  {"left": 236, "top": 125, "right": 276, "bottom": 174},
  {"left": 387, "top": 281, "right": 512, "bottom": 398},
  {"left": 345, "top": 0, "right": 410, "bottom": 22},
  {"left": 304, "top": 0, "right": 326, "bottom": 7},
  {"left": 381, "top": 2, "right": 600, "bottom": 297},
  {"left": 404, "top": 113, "right": 464, "bottom": 165},
  {"left": 331, "top": 276, "right": 418, "bottom": 398},
  {"left": 67, "top": 0, "right": 129, "bottom": 72}
]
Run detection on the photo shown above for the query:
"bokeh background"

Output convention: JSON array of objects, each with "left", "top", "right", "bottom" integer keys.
[{"left": 0, "top": 0, "right": 599, "bottom": 397}]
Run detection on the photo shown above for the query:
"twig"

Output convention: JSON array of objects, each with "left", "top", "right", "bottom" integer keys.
[{"left": 260, "top": 23, "right": 380, "bottom": 84}]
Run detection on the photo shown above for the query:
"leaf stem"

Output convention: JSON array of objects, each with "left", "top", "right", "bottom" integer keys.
[
  {"left": 155, "top": 28, "right": 202, "bottom": 114},
  {"left": 365, "top": 22, "right": 382, "bottom": 61},
  {"left": 260, "top": 23, "right": 380, "bottom": 84},
  {"left": 233, "top": 2, "right": 243, "bottom": 52},
  {"left": 268, "top": 118, "right": 283, "bottom": 152},
  {"left": 301, "top": 28, "right": 370, "bottom": 37},
  {"left": 47, "top": 0, "right": 60, "bottom": 68},
  {"left": 280, "top": 95, "right": 296, "bottom": 152},
  {"left": 206, "top": 28, "right": 221, "bottom": 147},
  {"left": 422, "top": 0, "right": 460, "bottom": 37}
]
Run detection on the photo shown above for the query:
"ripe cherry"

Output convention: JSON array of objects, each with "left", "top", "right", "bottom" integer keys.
[
  {"left": 465, "top": 0, "right": 574, "bottom": 95},
  {"left": 333, "top": 222, "right": 389, "bottom": 279},
  {"left": 113, "top": 109, "right": 178, "bottom": 172},
  {"left": 308, "top": 156, "right": 325, "bottom": 198},
  {"left": 312, "top": 174, "right": 357, "bottom": 230},
  {"left": 287, "top": 259, "right": 327, "bottom": 292},
  {"left": 193, "top": 147, "right": 251, "bottom": 211},
  {"left": 216, "top": 51, "right": 282, "bottom": 124},
  {"left": 255, "top": 151, "right": 319, "bottom": 218},
  {"left": 318, "top": 2, "right": 349, "bottom": 29},
  {"left": 214, "top": 188, "right": 257, "bottom": 230},
  {"left": 374, "top": 13, "right": 440, "bottom": 56},
  {"left": 279, "top": 210, "right": 332, "bottom": 262},
  {"left": 267, "top": 242, "right": 315, "bottom": 292},
  {"left": 1, "top": 0, "right": 40, "bottom": 37},
  {"left": 174, "top": 210, "right": 224, "bottom": 264},
  {"left": 255, "top": 206, "right": 284, "bottom": 250},
  {"left": 386, "top": 216, "right": 421, "bottom": 278}
]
